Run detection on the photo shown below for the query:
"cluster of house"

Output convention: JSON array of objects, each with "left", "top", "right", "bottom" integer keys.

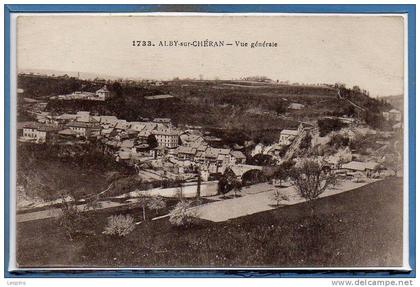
[
  {"left": 49, "top": 85, "right": 112, "bottom": 101},
  {"left": 255, "top": 121, "right": 398, "bottom": 180},
  {"left": 19, "top": 112, "right": 179, "bottom": 149},
  {"left": 104, "top": 126, "right": 249, "bottom": 178},
  {"left": 18, "top": 110, "right": 252, "bottom": 179},
  {"left": 19, "top": 122, "right": 62, "bottom": 143},
  {"left": 18, "top": 104, "right": 400, "bottom": 184},
  {"left": 319, "top": 149, "right": 393, "bottom": 179},
  {"left": 382, "top": 108, "right": 402, "bottom": 122},
  {"left": 382, "top": 108, "right": 403, "bottom": 130},
  {"left": 169, "top": 137, "right": 247, "bottom": 175},
  {"left": 251, "top": 123, "right": 309, "bottom": 161}
]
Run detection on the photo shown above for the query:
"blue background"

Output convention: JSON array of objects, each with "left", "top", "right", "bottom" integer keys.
[{"left": 4, "top": 4, "right": 416, "bottom": 278}]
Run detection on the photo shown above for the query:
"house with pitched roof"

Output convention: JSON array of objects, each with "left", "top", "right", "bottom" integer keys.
[
  {"left": 66, "top": 121, "right": 101, "bottom": 138},
  {"left": 137, "top": 122, "right": 158, "bottom": 139},
  {"left": 114, "top": 120, "right": 130, "bottom": 131},
  {"left": 21, "top": 122, "right": 61, "bottom": 143},
  {"left": 100, "top": 116, "right": 119, "bottom": 126},
  {"left": 129, "top": 122, "right": 146, "bottom": 132},
  {"left": 175, "top": 146, "right": 197, "bottom": 160},
  {"left": 96, "top": 85, "right": 111, "bottom": 101},
  {"left": 279, "top": 129, "right": 299, "bottom": 145},
  {"left": 383, "top": 109, "right": 402, "bottom": 122},
  {"left": 341, "top": 161, "right": 380, "bottom": 177},
  {"left": 230, "top": 150, "right": 247, "bottom": 164}
]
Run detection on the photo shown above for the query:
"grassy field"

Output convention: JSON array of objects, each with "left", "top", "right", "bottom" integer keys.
[{"left": 16, "top": 177, "right": 403, "bottom": 268}]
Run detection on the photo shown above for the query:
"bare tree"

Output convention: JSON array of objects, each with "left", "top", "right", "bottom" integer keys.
[
  {"left": 58, "top": 194, "right": 97, "bottom": 240},
  {"left": 133, "top": 192, "right": 150, "bottom": 221},
  {"left": 272, "top": 161, "right": 293, "bottom": 187},
  {"left": 288, "top": 158, "right": 336, "bottom": 214},
  {"left": 271, "top": 190, "right": 289, "bottom": 206}
]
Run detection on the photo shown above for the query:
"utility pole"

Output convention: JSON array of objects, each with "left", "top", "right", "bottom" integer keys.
[{"left": 196, "top": 166, "right": 201, "bottom": 200}]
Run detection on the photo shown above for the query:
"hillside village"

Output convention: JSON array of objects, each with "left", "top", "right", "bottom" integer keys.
[
  {"left": 12, "top": 9, "right": 410, "bottom": 271},
  {"left": 14, "top": 75, "right": 405, "bottom": 268},
  {"left": 17, "top": 80, "right": 403, "bottom": 202}
]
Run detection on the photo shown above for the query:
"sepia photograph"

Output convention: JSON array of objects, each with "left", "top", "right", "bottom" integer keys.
[{"left": 8, "top": 12, "right": 409, "bottom": 271}]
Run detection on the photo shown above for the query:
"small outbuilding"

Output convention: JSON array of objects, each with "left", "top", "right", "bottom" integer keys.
[{"left": 288, "top": 103, "right": 305, "bottom": 110}]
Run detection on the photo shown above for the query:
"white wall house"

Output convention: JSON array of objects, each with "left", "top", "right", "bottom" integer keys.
[
  {"left": 96, "top": 85, "right": 111, "bottom": 101},
  {"left": 279, "top": 124, "right": 304, "bottom": 145},
  {"left": 383, "top": 109, "right": 402, "bottom": 122},
  {"left": 66, "top": 122, "right": 100, "bottom": 138},
  {"left": 288, "top": 103, "right": 305, "bottom": 110},
  {"left": 22, "top": 123, "right": 59, "bottom": 143},
  {"left": 22, "top": 126, "right": 47, "bottom": 143},
  {"left": 279, "top": 129, "right": 299, "bottom": 145},
  {"left": 152, "top": 129, "right": 179, "bottom": 148}
]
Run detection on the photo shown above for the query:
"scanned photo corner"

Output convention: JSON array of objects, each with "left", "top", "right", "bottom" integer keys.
[{"left": 3, "top": 6, "right": 415, "bottom": 279}]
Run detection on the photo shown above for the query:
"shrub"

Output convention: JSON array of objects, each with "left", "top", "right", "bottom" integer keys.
[
  {"left": 169, "top": 201, "right": 197, "bottom": 227},
  {"left": 272, "top": 190, "right": 290, "bottom": 206},
  {"left": 103, "top": 214, "right": 135, "bottom": 237},
  {"left": 271, "top": 190, "right": 283, "bottom": 206},
  {"left": 249, "top": 154, "right": 277, "bottom": 166},
  {"left": 218, "top": 169, "right": 238, "bottom": 194},
  {"left": 328, "top": 134, "right": 350, "bottom": 149},
  {"left": 58, "top": 195, "right": 95, "bottom": 240},
  {"left": 147, "top": 196, "right": 166, "bottom": 215}
]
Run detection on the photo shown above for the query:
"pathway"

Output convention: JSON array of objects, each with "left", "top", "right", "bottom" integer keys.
[
  {"left": 16, "top": 200, "right": 131, "bottom": 223},
  {"left": 16, "top": 179, "right": 378, "bottom": 224},
  {"left": 191, "top": 179, "right": 377, "bottom": 222}
]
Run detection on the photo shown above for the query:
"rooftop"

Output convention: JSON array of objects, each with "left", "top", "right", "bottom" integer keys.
[
  {"left": 23, "top": 122, "right": 61, "bottom": 132},
  {"left": 112, "top": 119, "right": 129, "bottom": 128},
  {"left": 341, "top": 161, "right": 379, "bottom": 171},
  {"left": 230, "top": 150, "right": 246, "bottom": 159},
  {"left": 176, "top": 146, "right": 197, "bottom": 155},
  {"left": 152, "top": 129, "right": 179, "bottom": 136},
  {"left": 280, "top": 129, "right": 299, "bottom": 136},
  {"left": 96, "top": 85, "right": 109, "bottom": 93},
  {"left": 121, "top": 139, "right": 135, "bottom": 148},
  {"left": 100, "top": 115, "right": 118, "bottom": 122},
  {"left": 58, "top": 128, "right": 78, "bottom": 136},
  {"left": 66, "top": 121, "right": 100, "bottom": 128},
  {"left": 389, "top": 109, "right": 401, "bottom": 113}
]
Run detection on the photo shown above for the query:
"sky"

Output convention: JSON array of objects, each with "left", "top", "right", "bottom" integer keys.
[{"left": 16, "top": 15, "right": 405, "bottom": 97}]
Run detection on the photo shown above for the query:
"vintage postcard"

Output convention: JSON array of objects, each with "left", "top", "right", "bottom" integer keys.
[{"left": 8, "top": 13, "right": 408, "bottom": 271}]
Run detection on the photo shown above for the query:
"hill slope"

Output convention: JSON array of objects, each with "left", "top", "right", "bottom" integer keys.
[{"left": 17, "top": 177, "right": 403, "bottom": 268}]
